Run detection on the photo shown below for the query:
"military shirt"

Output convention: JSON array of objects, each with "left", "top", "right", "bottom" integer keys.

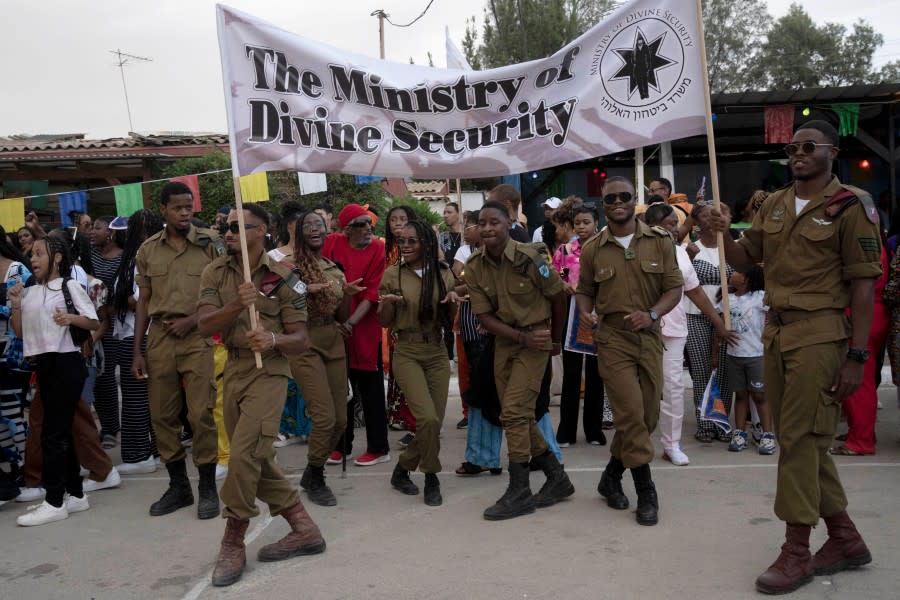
[
  {"left": 577, "top": 219, "right": 683, "bottom": 316},
  {"left": 464, "top": 239, "right": 564, "bottom": 328},
  {"left": 198, "top": 252, "right": 307, "bottom": 364},
  {"left": 135, "top": 225, "right": 223, "bottom": 319},
  {"left": 738, "top": 176, "right": 882, "bottom": 350},
  {"left": 379, "top": 262, "right": 456, "bottom": 334}
]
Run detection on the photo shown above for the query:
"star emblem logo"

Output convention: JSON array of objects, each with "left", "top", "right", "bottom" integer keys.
[{"left": 609, "top": 27, "right": 676, "bottom": 101}]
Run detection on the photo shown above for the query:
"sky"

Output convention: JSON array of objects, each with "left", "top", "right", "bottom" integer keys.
[{"left": 1, "top": 0, "right": 898, "bottom": 140}]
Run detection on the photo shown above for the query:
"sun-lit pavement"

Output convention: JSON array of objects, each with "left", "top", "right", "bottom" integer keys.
[{"left": 2, "top": 374, "right": 899, "bottom": 600}]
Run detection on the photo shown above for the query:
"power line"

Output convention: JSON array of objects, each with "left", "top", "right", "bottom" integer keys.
[{"left": 372, "top": 0, "right": 435, "bottom": 28}]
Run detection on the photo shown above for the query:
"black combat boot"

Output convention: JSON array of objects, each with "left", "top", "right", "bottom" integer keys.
[
  {"left": 149, "top": 459, "right": 194, "bottom": 516},
  {"left": 531, "top": 450, "right": 575, "bottom": 508},
  {"left": 197, "top": 463, "right": 221, "bottom": 520},
  {"left": 390, "top": 464, "right": 419, "bottom": 495},
  {"left": 300, "top": 465, "right": 337, "bottom": 507},
  {"left": 423, "top": 473, "right": 442, "bottom": 506},
  {"left": 597, "top": 456, "right": 629, "bottom": 510},
  {"left": 631, "top": 463, "right": 659, "bottom": 526},
  {"left": 483, "top": 462, "right": 536, "bottom": 521}
]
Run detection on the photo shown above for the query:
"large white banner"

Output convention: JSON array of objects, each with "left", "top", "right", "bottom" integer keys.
[{"left": 217, "top": 0, "right": 706, "bottom": 178}]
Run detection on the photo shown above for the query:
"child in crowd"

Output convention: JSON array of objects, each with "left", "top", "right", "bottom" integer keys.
[{"left": 716, "top": 266, "right": 775, "bottom": 454}]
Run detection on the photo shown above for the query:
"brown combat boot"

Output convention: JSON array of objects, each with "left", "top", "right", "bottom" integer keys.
[
  {"left": 211, "top": 518, "right": 249, "bottom": 587},
  {"left": 755, "top": 523, "right": 813, "bottom": 595},
  {"left": 256, "top": 501, "right": 326, "bottom": 562},
  {"left": 813, "top": 510, "right": 872, "bottom": 575}
]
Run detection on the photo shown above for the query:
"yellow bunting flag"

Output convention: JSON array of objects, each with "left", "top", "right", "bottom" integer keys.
[
  {"left": 0, "top": 197, "right": 25, "bottom": 232},
  {"left": 239, "top": 172, "right": 269, "bottom": 203}
]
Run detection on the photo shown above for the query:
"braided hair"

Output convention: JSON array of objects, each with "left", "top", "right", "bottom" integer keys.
[
  {"left": 292, "top": 211, "right": 340, "bottom": 319},
  {"left": 384, "top": 205, "right": 416, "bottom": 264},
  {"left": 113, "top": 209, "right": 164, "bottom": 324},
  {"left": 37, "top": 234, "right": 74, "bottom": 282},
  {"left": 397, "top": 220, "right": 452, "bottom": 340}
]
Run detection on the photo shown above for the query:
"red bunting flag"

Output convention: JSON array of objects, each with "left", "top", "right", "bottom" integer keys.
[
  {"left": 764, "top": 105, "right": 794, "bottom": 145},
  {"left": 170, "top": 175, "right": 202, "bottom": 212}
]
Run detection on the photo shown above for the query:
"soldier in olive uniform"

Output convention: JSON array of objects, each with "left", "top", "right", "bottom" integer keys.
[
  {"left": 575, "top": 176, "right": 684, "bottom": 526},
  {"left": 379, "top": 221, "right": 458, "bottom": 507},
  {"left": 198, "top": 205, "right": 325, "bottom": 587},
  {"left": 464, "top": 200, "right": 574, "bottom": 521},
  {"left": 133, "top": 182, "right": 221, "bottom": 519},
  {"left": 711, "top": 121, "right": 878, "bottom": 595}
]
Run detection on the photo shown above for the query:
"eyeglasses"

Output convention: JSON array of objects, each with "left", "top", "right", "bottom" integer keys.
[
  {"left": 602, "top": 192, "right": 633, "bottom": 205},
  {"left": 348, "top": 218, "right": 373, "bottom": 228},
  {"left": 301, "top": 222, "right": 326, "bottom": 232},
  {"left": 396, "top": 237, "right": 420, "bottom": 246},
  {"left": 784, "top": 142, "right": 834, "bottom": 156},
  {"left": 225, "top": 222, "right": 260, "bottom": 234}
]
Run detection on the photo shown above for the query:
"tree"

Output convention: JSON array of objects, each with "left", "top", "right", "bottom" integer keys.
[
  {"left": 874, "top": 60, "right": 900, "bottom": 83},
  {"left": 818, "top": 21, "right": 883, "bottom": 86},
  {"left": 701, "top": 0, "right": 772, "bottom": 93}
]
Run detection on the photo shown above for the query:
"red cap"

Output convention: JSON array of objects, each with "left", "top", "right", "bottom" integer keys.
[{"left": 338, "top": 204, "right": 369, "bottom": 228}]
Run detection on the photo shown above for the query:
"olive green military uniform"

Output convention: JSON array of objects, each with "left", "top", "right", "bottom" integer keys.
[
  {"left": 198, "top": 252, "right": 307, "bottom": 520},
  {"left": 465, "top": 240, "right": 564, "bottom": 464},
  {"left": 288, "top": 258, "right": 348, "bottom": 468},
  {"left": 380, "top": 262, "right": 456, "bottom": 474},
  {"left": 738, "top": 176, "right": 881, "bottom": 526},
  {"left": 577, "top": 220, "right": 683, "bottom": 468},
  {"left": 135, "top": 225, "right": 222, "bottom": 466}
]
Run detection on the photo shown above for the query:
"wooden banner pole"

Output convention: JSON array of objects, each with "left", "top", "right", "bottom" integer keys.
[
  {"left": 693, "top": 0, "right": 731, "bottom": 329},
  {"left": 231, "top": 176, "right": 264, "bottom": 369}
]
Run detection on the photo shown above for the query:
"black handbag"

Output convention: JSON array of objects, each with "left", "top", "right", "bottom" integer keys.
[{"left": 61, "top": 278, "right": 91, "bottom": 346}]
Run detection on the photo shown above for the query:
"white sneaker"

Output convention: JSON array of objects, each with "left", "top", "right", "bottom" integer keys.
[
  {"left": 64, "top": 493, "right": 90, "bottom": 514},
  {"left": 154, "top": 456, "right": 161, "bottom": 467},
  {"left": 17, "top": 501, "right": 68, "bottom": 526},
  {"left": 82, "top": 467, "right": 121, "bottom": 492},
  {"left": 15, "top": 487, "right": 45, "bottom": 502},
  {"left": 79, "top": 466, "right": 89, "bottom": 478},
  {"left": 215, "top": 464, "right": 229, "bottom": 481},
  {"left": 664, "top": 447, "right": 690, "bottom": 466},
  {"left": 117, "top": 457, "right": 157, "bottom": 475},
  {"left": 273, "top": 433, "right": 302, "bottom": 448}
]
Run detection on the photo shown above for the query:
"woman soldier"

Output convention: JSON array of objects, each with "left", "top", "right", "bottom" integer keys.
[
  {"left": 291, "top": 211, "right": 364, "bottom": 506},
  {"left": 378, "top": 220, "right": 457, "bottom": 506}
]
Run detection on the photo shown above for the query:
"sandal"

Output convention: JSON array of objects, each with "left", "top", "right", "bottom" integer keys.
[
  {"left": 456, "top": 462, "right": 487, "bottom": 476},
  {"left": 694, "top": 430, "right": 715, "bottom": 444},
  {"left": 829, "top": 445, "right": 866, "bottom": 456}
]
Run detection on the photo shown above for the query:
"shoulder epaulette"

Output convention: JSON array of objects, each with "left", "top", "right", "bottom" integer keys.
[
  {"left": 825, "top": 186, "right": 879, "bottom": 224},
  {"left": 649, "top": 225, "right": 671, "bottom": 237},
  {"left": 514, "top": 242, "right": 552, "bottom": 279}
]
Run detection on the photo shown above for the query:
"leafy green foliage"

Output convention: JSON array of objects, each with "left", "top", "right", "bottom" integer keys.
[{"left": 702, "top": 0, "right": 771, "bottom": 93}]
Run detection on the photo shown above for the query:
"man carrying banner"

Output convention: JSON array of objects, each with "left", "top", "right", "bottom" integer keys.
[
  {"left": 710, "top": 120, "right": 877, "bottom": 594},
  {"left": 464, "top": 200, "right": 573, "bottom": 521},
  {"left": 198, "top": 205, "right": 325, "bottom": 587},
  {"left": 575, "top": 176, "right": 683, "bottom": 526},
  {"left": 133, "top": 182, "right": 222, "bottom": 520}
]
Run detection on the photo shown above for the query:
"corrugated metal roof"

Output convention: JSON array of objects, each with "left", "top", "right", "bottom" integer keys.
[{"left": 0, "top": 133, "right": 229, "bottom": 153}]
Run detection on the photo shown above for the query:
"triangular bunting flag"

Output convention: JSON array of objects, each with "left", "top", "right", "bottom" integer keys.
[
  {"left": 0, "top": 197, "right": 25, "bottom": 232},
  {"left": 170, "top": 175, "right": 202, "bottom": 212},
  {"left": 239, "top": 172, "right": 269, "bottom": 203},
  {"left": 297, "top": 172, "right": 327, "bottom": 195},
  {"left": 58, "top": 191, "right": 87, "bottom": 227},
  {"left": 114, "top": 183, "right": 144, "bottom": 217},
  {"left": 832, "top": 104, "right": 860, "bottom": 137}
]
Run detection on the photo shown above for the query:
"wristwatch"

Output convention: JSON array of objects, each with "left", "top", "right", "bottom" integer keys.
[
  {"left": 847, "top": 348, "right": 869, "bottom": 364},
  {"left": 648, "top": 309, "right": 659, "bottom": 322}
]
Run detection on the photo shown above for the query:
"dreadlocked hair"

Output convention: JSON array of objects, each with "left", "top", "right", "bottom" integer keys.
[
  {"left": 384, "top": 205, "right": 417, "bottom": 264},
  {"left": 292, "top": 211, "right": 340, "bottom": 319},
  {"left": 397, "top": 220, "right": 452, "bottom": 340},
  {"left": 114, "top": 209, "right": 164, "bottom": 324},
  {"left": 41, "top": 233, "right": 75, "bottom": 282}
]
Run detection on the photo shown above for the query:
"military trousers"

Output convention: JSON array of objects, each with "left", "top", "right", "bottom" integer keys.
[
  {"left": 146, "top": 323, "right": 217, "bottom": 466},
  {"left": 221, "top": 355, "right": 301, "bottom": 520},
  {"left": 392, "top": 340, "right": 450, "bottom": 474},
  {"left": 290, "top": 324, "right": 348, "bottom": 468},
  {"left": 493, "top": 337, "right": 549, "bottom": 464},
  {"left": 595, "top": 327, "right": 662, "bottom": 468},
  {"left": 765, "top": 334, "right": 848, "bottom": 525}
]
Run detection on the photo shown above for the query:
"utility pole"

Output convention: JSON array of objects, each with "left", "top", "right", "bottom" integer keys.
[
  {"left": 371, "top": 10, "right": 387, "bottom": 59},
  {"left": 110, "top": 49, "right": 152, "bottom": 132}
]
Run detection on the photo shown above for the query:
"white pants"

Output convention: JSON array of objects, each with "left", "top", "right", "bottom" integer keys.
[{"left": 660, "top": 335, "right": 687, "bottom": 451}]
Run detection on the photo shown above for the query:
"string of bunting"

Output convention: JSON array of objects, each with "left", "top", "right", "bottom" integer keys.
[{"left": 0, "top": 168, "right": 272, "bottom": 231}]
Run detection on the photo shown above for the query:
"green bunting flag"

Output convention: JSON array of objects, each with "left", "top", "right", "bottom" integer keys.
[
  {"left": 114, "top": 182, "right": 144, "bottom": 217},
  {"left": 831, "top": 104, "right": 860, "bottom": 137}
]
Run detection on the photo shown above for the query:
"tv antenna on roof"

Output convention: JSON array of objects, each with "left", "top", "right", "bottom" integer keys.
[{"left": 110, "top": 49, "right": 152, "bottom": 132}]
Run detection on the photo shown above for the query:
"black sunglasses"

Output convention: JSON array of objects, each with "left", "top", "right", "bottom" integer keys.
[
  {"left": 348, "top": 218, "right": 373, "bottom": 228},
  {"left": 784, "top": 141, "right": 834, "bottom": 156},
  {"left": 225, "top": 221, "right": 260, "bottom": 234},
  {"left": 602, "top": 192, "right": 633, "bottom": 205},
  {"left": 396, "top": 237, "right": 420, "bottom": 246}
]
